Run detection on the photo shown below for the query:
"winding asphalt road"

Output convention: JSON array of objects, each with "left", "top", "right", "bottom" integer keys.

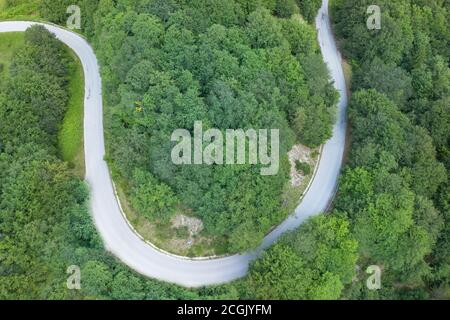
[{"left": 0, "top": 0, "right": 348, "bottom": 287}]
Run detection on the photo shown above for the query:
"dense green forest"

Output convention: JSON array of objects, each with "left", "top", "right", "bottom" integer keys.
[
  {"left": 1, "top": 0, "right": 448, "bottom": 300},
  {"left": 77, "top": 0, "right": 337, "bottom": 253},
  {"left": 243, "top": 0, "right": 449, "bottom": 300},
  {"left": 329, "top": 0, "right": 449, "bottom": 299},
  {"left": 9, "top": 0, "right": 335, "bottom": 255},
  {"left": 34, "top": 0, "right": 339, "bottom": 254},
  {"left": 0, "top": 26, "right": 217, "bottom": 300}
]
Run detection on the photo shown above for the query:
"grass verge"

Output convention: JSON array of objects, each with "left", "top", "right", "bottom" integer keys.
[
  {"left": 0, "top": 0, "right": 40, "bottom": 20},
  {"left": 58, "top": 47, "right": 85, "bottom": 177},
  {"left": 0, "top": 32, "right": 25, "bottom": 80},
  {"left": 342, "top": 58, "right": 353, "bottom": 96}
]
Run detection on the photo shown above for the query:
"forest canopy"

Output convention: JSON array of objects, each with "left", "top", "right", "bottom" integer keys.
[
  {"left": 45, "top": 0, "right": 338, "bottom": 253},
  {"left": 243, "top": 0, "right": 449, "bottom": 300},
  {"left": 0, "top": 25, "right": 235, "bottom": 301},
  {"left": 329, "top": 0, "right": 449, "bottom": 299},
  {"left": 1, "top": 0, "right": 448, "bottom": 300}
]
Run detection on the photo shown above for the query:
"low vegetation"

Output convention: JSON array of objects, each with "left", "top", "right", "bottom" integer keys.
[
  {"left": 295, "top": 160, "right": 311, "bottom": 175},
  {"left": 58, "top": 49, "right": 85, "bottom": 177},
  {"left": 0, "top": 0, "right": 40, "bottom": 20},
  {"left": 0, "top": 32, "right": 24, "bottom": 80}
]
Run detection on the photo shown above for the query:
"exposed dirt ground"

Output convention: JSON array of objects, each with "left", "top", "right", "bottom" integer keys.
[{"left": 288, "top": 144, "right": 317, "bottom": 187}]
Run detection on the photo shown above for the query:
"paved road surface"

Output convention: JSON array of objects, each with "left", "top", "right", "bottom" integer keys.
[{"left": 0, "top": 0, "right": 348, "bottom": 287}]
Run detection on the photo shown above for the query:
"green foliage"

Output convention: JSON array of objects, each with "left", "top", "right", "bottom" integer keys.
[
  {"left": 0, "top": 0, "right": 40, "bottom": 19},
  {"left": 0, "top": 25, "right": 202, "bottom": 300},
  {"left": 295, "top": 0, "right": 321, "bottom": 23},
  {"left": 0, "top": 26, "right": 68, "bottom": 150},
  {"left": 39, "top": 0, "right": 73, "bottom": 24},
  {"left": 274, "top": 0, "right": 299, "bottom": 18},
  {"left": 281, "top": 16, "right": 319, "bottom": 57},
  {"left": 246, "top": 8, "right": 285, "bottom": 49},
  {"left": 295, "top": 160, "right": 311, "bottom": 175},
  {"left": 3, "top": 0, "right": 447, "bottom": 301},
  {"left": 234, "top": 0, "right": 276, "bottom": 15},
  {"left": 248, "top": 244, "right": 316, "bottom": 299},
  {"left": 332, "top": 0, "right": 414, "bottom": 65},
  {"left": 129, "top": 169, "right": 178, "bottom": 222},
  {"left": 331, "top": 0, "right": 449, "bottom": 299},
  {"left": 57, "top": 49, "right": 84, "bottom": 175},
  {"left": 81, "top": 261, "right": 113, "bottom": 297},
  {"left": 3, "top": 0, "right": 340, "bottom": 299},
  {"left": 353, "top": 57, "right": 412, "bottom": 106},
  {"left": 110, "top": 272, "right": 145, "bottom": 300},
  {"left": 338, "top": 90, "right": 446, "bottom": 287},
  {"left": 0, "top": 26, "right": 87, "bottom": 299},
  {"left": 85, "top": 0, "right": 336, "bottom": 253},
  {"left": 0, "top": 33, "right": 25, "bottom": 80},
  {"left": 247, "top": 215, "right": 357, "bottom": 299}
]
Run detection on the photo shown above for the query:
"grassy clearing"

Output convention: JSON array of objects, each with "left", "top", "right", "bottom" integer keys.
[
  {"left": 58, "top": 48, "right": 85, "bottom": 177},
  {"left": 342, "top": 59, "right": 353, "bottom": 96},
  {"left": 0, "top": 32, "right": 25, "bottom": 80},
  {"left": 0, "top": 0, "right": 40, "bottom": 20}
]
